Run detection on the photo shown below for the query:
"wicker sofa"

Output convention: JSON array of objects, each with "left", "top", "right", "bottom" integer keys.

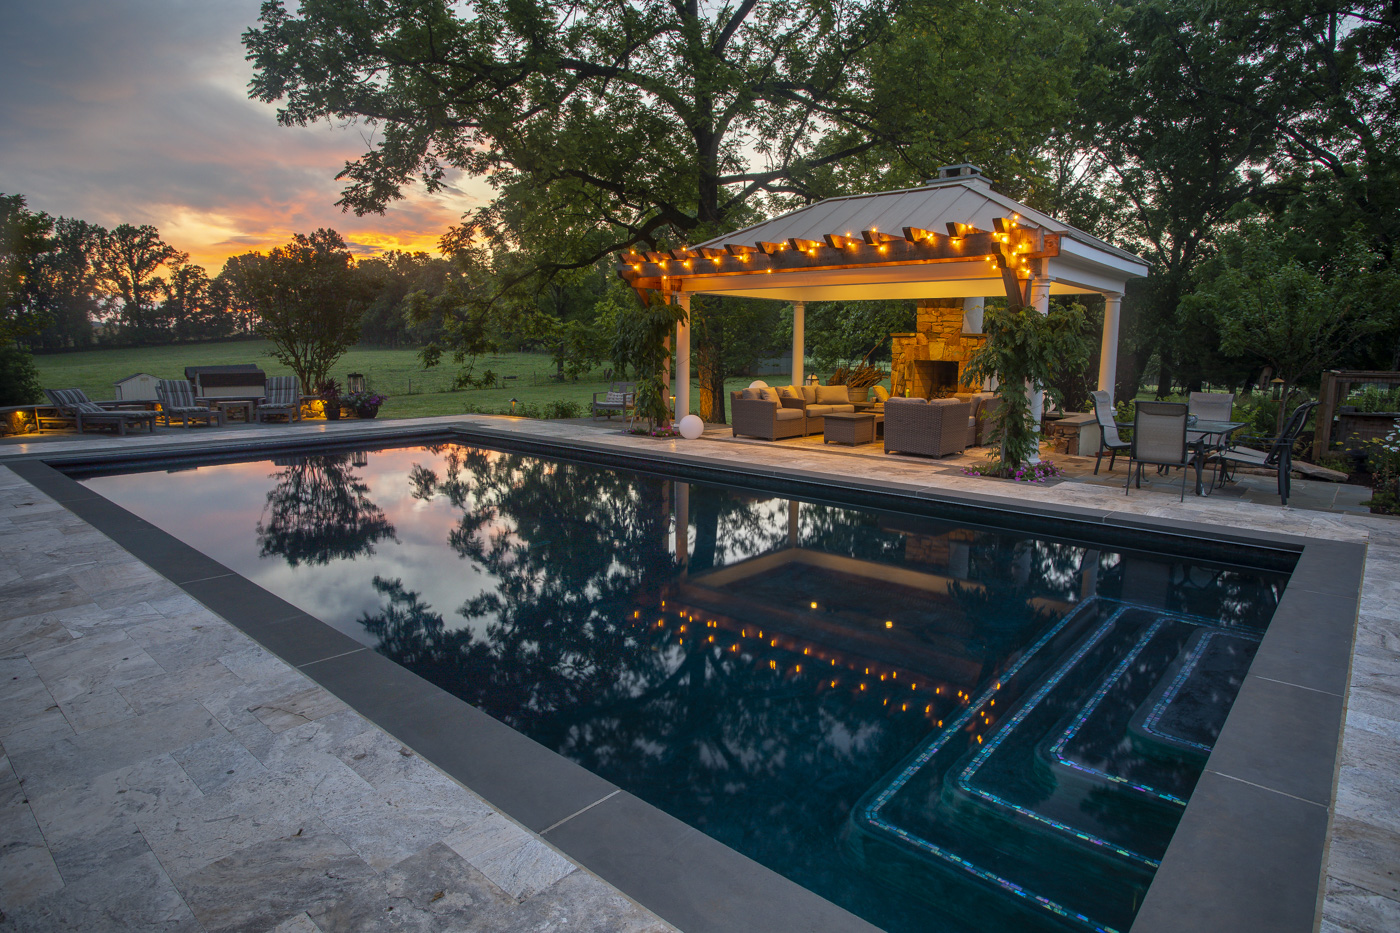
[
  {"left": 883, "top": 397, "right": 974, "bottom": 458},
  {"left": 770, "top": 383, "right": 857, "bottom": 435},
  {"left": 730, "top": 388, "right": 808, "bottom": 440}
]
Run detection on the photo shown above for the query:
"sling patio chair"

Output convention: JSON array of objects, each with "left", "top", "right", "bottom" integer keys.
[
  {"left": 155, "top": 379, "right": 220, "bottom": 428},
  {"left": 1188, "top": 391, "right": 1236, "bottom": 422},
  {"left": 256, "top": 376, "right": 303, "bottom": 423},
  {"left": 1090, "top": 390, "right": 1132, "bottom": 474},
  {"left": 1126, "top": 401, "right": 1203, "bottom": 501},
  {"left": 44, "top": 388, "right": 157, "bottom": 436},
  {"left": 1211, "top": 400, "right": 1318, "bottom": 506}
]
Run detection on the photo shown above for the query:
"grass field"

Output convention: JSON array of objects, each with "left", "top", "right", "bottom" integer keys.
[{"left": 33, "top": 341, "right": 792, "bottom": 420}]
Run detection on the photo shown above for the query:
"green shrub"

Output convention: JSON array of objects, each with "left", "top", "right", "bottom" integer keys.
[
  {"left": 1348, "top": 383, "right": 1400, "bottom": 413},
  {"left": 542, "top": 399, "right": 582, "bottom": 419},
  {"left": 0, "top": 345, "right": 42, "bottom": 405}
]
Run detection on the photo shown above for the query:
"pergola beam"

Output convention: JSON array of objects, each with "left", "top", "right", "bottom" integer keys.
[{"left": 619, "top": 221, "right": 1059, "bottom": 295}]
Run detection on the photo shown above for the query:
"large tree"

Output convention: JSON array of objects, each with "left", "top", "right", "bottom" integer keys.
[
  {"left": 96, "top": 223, "right": 180, "bottom": 342},
  {"left": 1184, "top": 220, "right": 1400, "bottom": 433},
  {"left": 245, "top": 0, "right": 1097, "bottom": 418},
  {"left": 227, "top": 229, "right": 373, "bottom": 391},
  {"left": 0, "top": 195, "right": 50, "bottom": 404}
]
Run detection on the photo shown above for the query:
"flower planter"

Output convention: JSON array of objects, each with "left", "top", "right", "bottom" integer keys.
[
  {"left": 324, "top": 405, "right": 341, "bottom": 421},
  {"left": 357, "top": 406, "right": 379, "bottom": 419}
]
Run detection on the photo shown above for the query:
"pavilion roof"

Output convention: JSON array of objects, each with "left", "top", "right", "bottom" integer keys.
[
  {"left": 618, "top": 168, "right": 1149, "bottom": 305},
  {"left": 694, "top": 173, "right": 1144, "bottom": 267}
]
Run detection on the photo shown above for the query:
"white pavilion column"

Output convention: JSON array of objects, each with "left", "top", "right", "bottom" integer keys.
[
  {"left": 675, "top": 293, "right": 691, "bottom": 419},
  {"left": 1098, "top": 292, "right": 1122, "bottom": 402},
  {"left": 1027, "top": 280, "right": 1052, "bottom": 463},
  {"left": 791, "top": 301, "right": 805, "bottom": 386}
]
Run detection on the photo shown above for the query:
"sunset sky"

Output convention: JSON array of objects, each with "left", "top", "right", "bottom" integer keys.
[{"left": 0, "top": 0, "right": 488, "bottom": 271}]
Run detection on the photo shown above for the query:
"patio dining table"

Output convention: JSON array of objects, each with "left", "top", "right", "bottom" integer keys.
[{"left": 1187, "top": 418, "right": 1246, "bottom": 495}]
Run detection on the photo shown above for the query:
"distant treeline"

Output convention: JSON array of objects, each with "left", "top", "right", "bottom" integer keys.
[{"left": 0, "top": 200, "right": 460, "bottom": 352}]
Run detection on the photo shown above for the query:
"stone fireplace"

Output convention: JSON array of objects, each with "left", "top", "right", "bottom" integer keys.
[{"left": 890, "top": 299, "right": 987, "bottom": 398}]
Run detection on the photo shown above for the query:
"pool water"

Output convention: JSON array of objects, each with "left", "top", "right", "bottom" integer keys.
[{"left": 79, "top": 443, "right": 1290, "bottom": 933}]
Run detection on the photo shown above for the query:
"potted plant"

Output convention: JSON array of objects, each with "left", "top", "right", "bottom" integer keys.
[
  {"left": 343, "top": 388, "right": 387, "bottom": 419},
  {"left": 316, "top": 379, "right": 343, "bottom": 420}
]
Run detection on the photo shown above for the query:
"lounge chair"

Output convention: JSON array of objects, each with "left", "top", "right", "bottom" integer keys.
[
  {"left": 256, "top": 376, "right": 302, "bottom": 423},
  {"left": 1090, "top": 390, "right": 1132, "bottom": 474},
  {"left": 883, "top": 397, "right": 973, "bottom": 458},
  {"left": 155, "top": 379, "right": 219, "bottom": 427},
  {"left": 592, "top": 382, "right": 636, "bottom": 420},
  {"left": 44, "top": 388, "right": 157, "bottom": 436},
  {"left": 1212, "top": 401, "right": 1318, "bottom": 506},
  {"left": 731, "top": 388, "right": 806, "bottom": 440}
]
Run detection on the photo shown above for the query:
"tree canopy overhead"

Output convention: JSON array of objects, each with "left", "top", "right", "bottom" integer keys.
[{"left": 245, "top": 0, "right": 1093, "bottom": 264}]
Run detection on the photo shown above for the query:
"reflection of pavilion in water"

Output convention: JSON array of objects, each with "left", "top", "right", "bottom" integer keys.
[
  {"left": 660, "top": 483, "right": 1265, "bottom": 933},
  {"left": 661, "top": 484, "right": 1076, "bottom": 720}
]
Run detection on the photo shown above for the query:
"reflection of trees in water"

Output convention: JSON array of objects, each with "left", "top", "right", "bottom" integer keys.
[
  {"left": 256, "top": 454, "right": 397, "bottom": 566},
  {"left": 391, "top": 445, "right": 677, "bottom": 734},
  {"left": 798, "top": 503, "right": 909, "bottom": 564},
  {"left": 356, "top": 451, "right": 933, "bottom": 902}
]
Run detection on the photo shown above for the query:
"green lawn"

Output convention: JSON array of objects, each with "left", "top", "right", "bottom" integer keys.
[{"left": 34, "top": 341, "right": 790, "bottom": 420}]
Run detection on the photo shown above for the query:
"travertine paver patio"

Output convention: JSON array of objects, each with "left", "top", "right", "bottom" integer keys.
[{"left": 0, "top": 413, "right": 1396, "bottom": 932}]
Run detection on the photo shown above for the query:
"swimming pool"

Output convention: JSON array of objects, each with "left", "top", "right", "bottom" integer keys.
[{"left": 75, "top": 440, "right": 1294, "bottom": 933}]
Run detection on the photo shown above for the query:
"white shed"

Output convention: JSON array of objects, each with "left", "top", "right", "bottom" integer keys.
[{"left": 113, "top": 373, "right": 160, "bottom": 402}]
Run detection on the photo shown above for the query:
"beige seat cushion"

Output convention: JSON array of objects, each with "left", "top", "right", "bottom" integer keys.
[
  {"left": 801, "top": 385, "right": 817, "bottom": 404},
  {"left": 775, "top": 408, "right": 803, "bottom": 421},
  {"left": 815, "top": 384, "right": 849, "bottom": 405},
  {"left": 805, "top": 403, "right": 856, "bottom": 417}
]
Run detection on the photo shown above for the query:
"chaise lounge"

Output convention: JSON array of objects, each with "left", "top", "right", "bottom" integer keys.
[{"left": 44, "top": 388, "right": 158, "bottom": 436}]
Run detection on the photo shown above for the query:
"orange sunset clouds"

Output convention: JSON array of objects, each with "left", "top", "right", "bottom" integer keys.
[{"left": 0, "top": 0, "right": 486, "bottom": 271}]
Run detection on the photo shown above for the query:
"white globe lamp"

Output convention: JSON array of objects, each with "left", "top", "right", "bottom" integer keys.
[
  {"left": 748, "top": 380, "right": 769, "bottom": 389},
  {"left": 678, "top": 414, "right": 704, "bottom": 440}
]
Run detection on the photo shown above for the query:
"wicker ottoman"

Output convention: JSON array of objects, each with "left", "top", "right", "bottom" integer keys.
[{"left": 823, "top": 412, "right": 881, "bottom": 446}]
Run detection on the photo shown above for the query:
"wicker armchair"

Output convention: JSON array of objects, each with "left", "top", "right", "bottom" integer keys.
[
  {"left": 730, "top": 390, "right": 807, "bottom": 440},
  {"left": 955, "top": 391, "right": 1003, "bottom": 447},
  {"left": 883, "top": 397, "right": 973, "bottom": 458}
]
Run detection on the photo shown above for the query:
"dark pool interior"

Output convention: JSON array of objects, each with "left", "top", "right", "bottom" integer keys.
[{"left": 78, "top": 442, "right": 1292, "bottom": 933}]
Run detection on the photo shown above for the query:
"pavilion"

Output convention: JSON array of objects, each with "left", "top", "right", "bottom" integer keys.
[{"left": 619, "top": 164, "right": 1150, "bottom": 426}]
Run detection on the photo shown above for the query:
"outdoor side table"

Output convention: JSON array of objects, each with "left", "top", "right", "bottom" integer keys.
[
  {"left": 211, "top": 399, "right": 256, "bottom": 424},
  {"left": 823, "top": 411, "right": 882, "bottom": 446}
]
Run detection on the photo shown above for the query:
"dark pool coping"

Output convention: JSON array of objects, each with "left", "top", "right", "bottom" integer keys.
[{"left": 9, "top": 422, "right": 1365, "bottom": 933}]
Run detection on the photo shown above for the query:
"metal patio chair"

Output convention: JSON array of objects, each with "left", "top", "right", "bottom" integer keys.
[
  {"left": 1212, "top": 401, "right": 1318, "bottom": 506},
  {"left": 1188, "top": 392, "right": 1236, "bottom": 422},
  {"left": 1126, "top": 401, "right": 1200, "bottom": 501},
  {"left": 1090, "top": 390, "right": 1132, "bottom": 474}
]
